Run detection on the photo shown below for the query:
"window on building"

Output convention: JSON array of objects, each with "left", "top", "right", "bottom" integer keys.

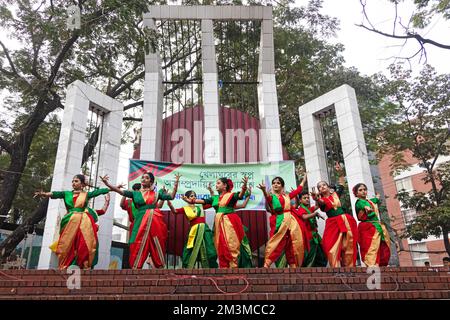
[
  {"left": 395, "top": 177, "right": 413, "bottom": 193},
  {"left": 409, "top": 242, "right": 430, "bottom": 266},
  {"left": 402, "top": 208, "right": 417, "bottom": 225},
  {"left": 395, "top": 177, "right": 417, "bottom": 224}
]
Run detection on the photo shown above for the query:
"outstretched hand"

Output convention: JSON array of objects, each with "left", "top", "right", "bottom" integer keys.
[
  {"left": 257, "top": 181, "right": 266, "bottom": 190},
  {"left": 116, "top": 183, "right": 126, "bottom": 189},
  {"left": 300, "top": 172, "right": 307, "bottom": 185},
  {"left": 99, "top": 175, "right": 110, "bottom": 185},
  {"left": 33, "top": 190, "right": 44, "bottom": 198},
  {"left": 181, "top": 195, "right": 194, "bottom": 204}
]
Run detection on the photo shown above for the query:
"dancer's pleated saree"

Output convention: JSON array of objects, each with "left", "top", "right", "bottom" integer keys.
[
  {"left": 355, "top": 198, "right": 391, "bottom": 266},
  {"left": 122, "top": 189, "right": 173, "bottom": 269},
  {"left": 264, "top": 186, "right": 308, "bottom": 268},
  {"left": 295, "top": 204, "right": 327, "bottom": 267},
  {"left": 50, "top": 189, "right": 109, "bottom": 269},
  {"left": 173, "top": 205, "right": 218, "bottom": 268},
  {"left": 318, "top": 185, "right": 358, "bottom": 267},
  {"left": 203, "top": 192, "right": 253, "bottom": 268}
]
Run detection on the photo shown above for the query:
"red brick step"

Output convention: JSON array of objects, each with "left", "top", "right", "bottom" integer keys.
[{"left": 0, "top": 267, "right": 448, "bottom": 300}]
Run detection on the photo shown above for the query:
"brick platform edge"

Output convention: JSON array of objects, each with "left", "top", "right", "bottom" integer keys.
[{"left": 0, "top": 266, "right": 448, "bottom": 300}]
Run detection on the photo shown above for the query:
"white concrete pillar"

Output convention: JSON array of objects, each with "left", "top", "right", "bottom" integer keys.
[
  {"left": 201, "top": 19, "right": 222, "bottom": 164},
  {"left": 299, "top": 84, "right": 375, "bottom": 236},
  {"left": 38, "top": 81, "right": 89, "bottom": 269},
  {"left": 94, "top": 96, "right": 123, "bottom": 269},
  {"left": 257, "top": 16, "right": 283, "bottom": 162},
  {"left": 38, "top": 81, "right": 123, "bottom": 270},
  {"left": 141, "top": 18, "right": 163, "bottom": 161},
  {"left": 335, "top": 85, "right": 375, "bottom": 206},
  {"left": 299, "top": 113, "right": 329, "bottom": 235}
]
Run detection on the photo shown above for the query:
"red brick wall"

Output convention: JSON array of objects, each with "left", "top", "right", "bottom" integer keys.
[
  {"left": 378, "top": 154, "right": 413, "bottom": 266},
  {"left": 427, "top": 240, "right": 449, "bottom": 266}
]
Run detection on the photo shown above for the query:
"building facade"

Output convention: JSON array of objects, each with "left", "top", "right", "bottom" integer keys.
[{"left": 378, "top": 150, "right": 450, "bottom": 266}]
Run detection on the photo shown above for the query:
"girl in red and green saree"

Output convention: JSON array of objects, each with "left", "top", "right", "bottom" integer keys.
[
  {"left": 207, "top": 183, "right": 253, "bottom": 210},
  {"left": 188, "top": 177, "right": 252, "bottom": 268},
  {"left": 166, "top": 190, "right": 218, "bottom": 269},
  {"left": 353, "top": 183, "right": 391, "bottom": 267},
  {"left": 311, "top": 163, "right": 358, "bottom": 267},
  {"left": 34, "top": 174, "right": 113, "bottom": 270},
  {"left": 120, "top": 183, "right": 142, "bottom": 242},
  {"left": 295, "top": 191, "right": 327, "bottom": 267},
  {"left": 257, "top": 175, "right": 308, "bottom": 268},
  {"left": 101, "top": 172, "right": 180, "bottom": 269}
]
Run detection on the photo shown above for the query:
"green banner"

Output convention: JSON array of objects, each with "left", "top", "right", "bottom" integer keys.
[{"left": 128, "top": 160, "right": 296, "bottom": 210}]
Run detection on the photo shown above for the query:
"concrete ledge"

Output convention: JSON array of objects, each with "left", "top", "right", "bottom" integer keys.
[{"left": 144, "top": 5, "right": 272, "bottom": 21}]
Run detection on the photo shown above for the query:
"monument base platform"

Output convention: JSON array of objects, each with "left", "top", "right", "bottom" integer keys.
[{"left": 0, "top": 267, "right": 448, "bottom": 300}]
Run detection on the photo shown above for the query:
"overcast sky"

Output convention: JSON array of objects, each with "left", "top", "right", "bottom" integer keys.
[{"left": 297, "top": 0, "right": 450, "bottom": 75}]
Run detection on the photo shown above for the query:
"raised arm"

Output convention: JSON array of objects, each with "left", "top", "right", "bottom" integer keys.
[
  {"left": 207, "top": 182, "right": 214, "bottom": 196},
  {"left": 237, "top": 176, "right": 249, "bottom": 199},
  {"left": 33, "top": 190, "right": 54, "bottom": 199},
  {"left": 168, "top": 201, "right": 185, "bottom": 215},
  {"left": 335, "top": 162, "right": 346, "bottom": 187},
  {"left": 168, "top": 173, "right": 181, "bottom": 199},
  {"left": 167, "top": 200, "right": 176, "bottom": 214},
  {"left": 182, "top": 195, "right": 207, "bottom": 205},
  {"left": 157, "top": 200, "right": 165, "bottom": 208},
  {"left": 100, "top": 175, "right": 124, "bottom": 195},
  {"left": 235, "top": 187, "right": 252, "bottom": 209},
  {"left": 257, "top": 181, "right": 274, "bottom": 213},
  {"left": 97, "top": 194, "right": 111, "bottom": 216},
  {"left": 289, "top": 173, "right": 307, "bottom": 199},
  {"left": 120, "top": 196, "right": 127, "bottom": 209}
]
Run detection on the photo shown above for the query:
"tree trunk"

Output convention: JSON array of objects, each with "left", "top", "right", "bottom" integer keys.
[
  {"left": 442, "top": 226, "right": 450, "bottom": 257},
  {"left": 0, "top": 146, "right": 33, "bottom": 225},
  {"left": 0, "top": 101, "right": 49, "bottom": 226},
  {"left": 0, "top": 198, "right": 49, "bottom": 263}
]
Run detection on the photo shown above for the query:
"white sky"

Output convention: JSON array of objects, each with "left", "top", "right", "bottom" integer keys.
[{"left": 297, "top": 0, "right": 450, "bottom": 75}]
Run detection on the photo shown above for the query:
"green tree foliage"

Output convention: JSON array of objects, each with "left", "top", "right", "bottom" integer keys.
[
  {"left": 0, "top": 116, "right": 59, "bottom": 225},
  {"left": 411, "top": 0, "right": 450, "bottom": 27},
  {"left": 379, "top": 63, "right": 450, "bottom": 256},
  {"left": 0, "top": 0, "right": 165, "bottom": 260}
]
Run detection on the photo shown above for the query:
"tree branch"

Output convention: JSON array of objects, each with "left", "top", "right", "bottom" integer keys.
[
  {"left": 163, "top": 55, "right": 202, "bottom": 97},
  {"left": 124, "top": 100, "right": 143, "bottom": 111},
  {"left": 0, "top": 40, "right": 33, "bottom": 89},
  {"left": 107, "top": 64, "right": 141, "bottom": 96},
  {"left": 0, "top": 40, "right": 19, "bottom": 75},
  {"left": 46, "top": 32, "right": 80, "bottom": 87},
  {"left": 0, "top": 198, "right": 49, "bottom": 262},
  {"left": 0, "top": 136, "right": 12, "bottom": 154},
  {"left": 357, "top": 0, "right": 450, "bottom": 55},
  {"left": 109, "top": 70, "right": 145, "bottom": 98},
  {"left": 123, "top": 116, "right": 142, "bottom": 122}
]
